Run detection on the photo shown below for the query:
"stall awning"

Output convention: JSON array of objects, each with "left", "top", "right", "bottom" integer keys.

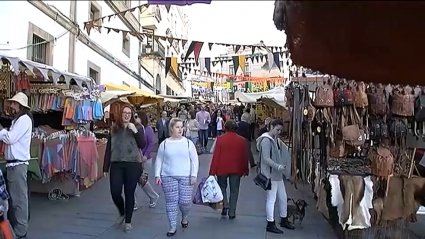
[
  {"left": 0, "top": 54, "right": 94, "bottom": 89},
  {"left": 274, "top": 1, "right": 425, "bottom": 85},
  {"left": 235, "top": 87, "right": 286, "bottom": 108},
  {"left": 104, "top": 82, "right": 163, "bottom": 105},
  {"left": 100, "top": 91, "right": 136, "bottom": 107}
]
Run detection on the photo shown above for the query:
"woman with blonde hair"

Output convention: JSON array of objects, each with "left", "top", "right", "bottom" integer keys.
[{"left": 155, "top": 118, "right": 199, "bottom": 237}]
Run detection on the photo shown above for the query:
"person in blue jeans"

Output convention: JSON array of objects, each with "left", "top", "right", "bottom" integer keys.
[
  {"left": 195, "top": 105, "right": 211, "bottom": 151},
  {"left": 185, "top": 111, "right": 199, "bottom": 145}
]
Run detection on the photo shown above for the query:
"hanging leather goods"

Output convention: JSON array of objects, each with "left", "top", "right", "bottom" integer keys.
[
  {"left": 369, "top": 146, "right": 394, "bottom": 177},
  {"left": 313, "top": 80, "right": 334, "bottom": 108},
  {"left": 389, "top": 118, "right": 408, "bottom": 138},
  {"left": 303, "top": 86, "right": 316, "bottom": 122},
  {"left": 342, "top": 107, "right": 365, "bottom": 146},
  {"left": 369, "top": 118, "right": 388, "bottom": 142},
  {"left": 333, "top": 80, "right": 353, "bottom": 107},
  {"left": 353, "top": 81, "right": 369, "bottom": 108},
  {"left": 391, "top": 85, "right": 415, "bottom": 117},
  {"left": 367, "top": 84, "right": 388, "bottom": 116},
  {"left": 330, "top": 137, "right": 346, "bottom": 158},
  {"left": 414, "top": 91, "right": 425, "bottom": 122}
]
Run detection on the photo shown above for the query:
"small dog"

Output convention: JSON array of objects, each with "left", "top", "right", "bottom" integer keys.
[{"left": 287, "top": 198, "right": 308, "bottom": 227}]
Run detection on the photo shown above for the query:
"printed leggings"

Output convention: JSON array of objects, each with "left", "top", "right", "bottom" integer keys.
[{"left": 161, "top": 176, "right": 194, "bottom": 229}]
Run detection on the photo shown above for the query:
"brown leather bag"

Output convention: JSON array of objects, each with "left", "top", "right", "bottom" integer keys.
[
  {"left": 368, "top": 146, "right": 394, "bottom": 177},
  {"left": 368, "top": 84, "right": 388, "bottom": 116},
  {"left": 314, "top": 82, "right": 334, "bottom": 107},
  {"left": 391, "top": 86, "right": 415, "bottom": 117},
  {"left": 353, "top": 81, "right": 368, "bottom": 108},
  {"left": 342, "top": 108, "right": 365, "bottom": 146},
  {"left": 330, "top": 138, "right": 346, "bottom": 158}
]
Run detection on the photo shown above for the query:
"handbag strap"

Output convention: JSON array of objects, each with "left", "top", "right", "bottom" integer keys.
[{"left": 258, "top": 138, "right": 273, "bottom": 174}]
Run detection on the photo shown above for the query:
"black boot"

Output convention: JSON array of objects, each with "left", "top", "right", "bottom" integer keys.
[
  {"left": 266, "top": 221, "right": 283, "bottom": 234},
  {"left": 280, "top": 217, "right": 295, "bottom": 230}
]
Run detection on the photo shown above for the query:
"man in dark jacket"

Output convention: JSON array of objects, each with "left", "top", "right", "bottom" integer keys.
[{"left": 237, "top": 114, "right": 256, "bottom": 168}]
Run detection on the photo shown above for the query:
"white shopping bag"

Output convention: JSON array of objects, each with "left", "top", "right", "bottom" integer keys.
[{"left": 201, "top": 176, "right": 223, "bottom": 203}]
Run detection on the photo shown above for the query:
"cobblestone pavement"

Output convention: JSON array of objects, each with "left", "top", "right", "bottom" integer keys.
[{"left": 26, "top": 141, "right": 335, "bottom": 239}]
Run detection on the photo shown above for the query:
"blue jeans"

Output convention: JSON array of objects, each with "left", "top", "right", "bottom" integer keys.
[
  {"left": 186, "top": 136, "right": 198, "bottom": 145},
  {"left": 216, "top": 130, "right": 224, "bottom": 136},
  {"left": 199, "top": 129, "right": 208, "bottom": 148}
]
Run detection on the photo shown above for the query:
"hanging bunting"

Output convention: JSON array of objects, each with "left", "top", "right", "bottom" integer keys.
[
  {"left": 171, "top": 57, "right": 178, "bottom": 74},
  {"left": 234, "top": 45, "right": 241, "bottom": 54},
  {"left": 239, "top": 55, "right": 246, "bottom": 73},
  {"left": 205, "top": 57, "right": 211, "bottom": 75},
  {"left": 267, "top": 52, "right": 274, "bottom": 71},
  {"left": 199, "top": 58, "right": 206, "bottom": 72},
  {"left": 251, "top": 46, "right": 256, "bottom": 55},
  {"left": 232, "top": 56, "right": 240, "bottom": 74},
  {"left": 165, "top": 57, "right": 172, "bottom": 76},
  {"left": 279, "top": 52, "right": 284, "bottom": 58},
  {"left": 208, "top": 43, "right": 213, "bottom": 51},
  {"left": 184, "top": 41, "right": 204, "bottom": 63},
  {"left": 273, "top": 52, "right": 281, "bottom": 71},
  {"left": 182, "top": 39, "right": 188, "bottom": 49},
  {"left": 260, "top": 55, "right": 264, "bottom": 62},
  {"left": 255, "top": 56, "right": 259, "bottom": 63}
]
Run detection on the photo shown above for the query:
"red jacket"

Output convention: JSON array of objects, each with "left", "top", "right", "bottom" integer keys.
[{"left": 209, "top": 132, "right": 249, "bottom": 176}]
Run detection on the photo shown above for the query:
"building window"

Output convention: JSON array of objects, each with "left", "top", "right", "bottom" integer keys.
[
  {"left": 166, "top": 85, "right": 172, "bottom": 95},
  {"left": 31, "top": 34, "right": 47, "bottom": 64},
  {"left": 89, "top": 1, "right": 102, "bottom": 25},
  {"left": 27, "top": 22, "right": 54, "bottom": 65},
  {"left": 229, "top": 65, "right": 234, "bottom": 75},
  {"left": 87, "top": 60, "right": 101, "bottom": 84},
  {"left": 122, "top": 33, "right": 130, "bottom": 57},
  {"left": 244, "top": 63, "right": 251, "bottom": 77}
]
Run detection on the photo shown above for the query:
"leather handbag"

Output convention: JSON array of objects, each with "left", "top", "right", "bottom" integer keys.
[
  {"left": 389, "top": 118, "right": 408, "bottom": 138},
  {"left": 353, "top": 81, "right": 369, "bottom": 108},
  {"left": 391, "top": 86, "right": 415, "bottom": 117},
  {"left": 368, "top": 146, "right": 394, "bottom": 177},
  {"left": 330, "top": 138, "right": 346, "bottom": 158},
  {"left": 415, "top": 94, "right": 425, "bottom": 121},
  {"left": 369, "top": 119, "right": 388, "bottom": 141},
  {"left": 253, "top": 145, "right": 272, "bottom": 190},
  {"left": 368, "top": 84, "right": 388, "bottom": 116},
  {"left": 314, "top": 81, "right": 334, "bottom": 108},
  {"left": 342, "top": 108, "right": 365, "bottom": 146},
  {"left": 334, "top": 83, "right": 354, "bottom": 107}
]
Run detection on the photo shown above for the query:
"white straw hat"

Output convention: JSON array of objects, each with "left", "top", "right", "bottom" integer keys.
[{"left": 7, "top": 92, "right": 30, "bottom": 108}]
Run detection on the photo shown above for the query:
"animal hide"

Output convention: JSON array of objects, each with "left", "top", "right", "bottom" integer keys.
[{"left": 381, "top": 176, "right": 425, "bottom": 221}]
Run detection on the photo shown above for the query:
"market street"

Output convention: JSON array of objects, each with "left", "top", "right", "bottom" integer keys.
[{"left": 25, "top": 141, "right": 335, "bottom": 239}]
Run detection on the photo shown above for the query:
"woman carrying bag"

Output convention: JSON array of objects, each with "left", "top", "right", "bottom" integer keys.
[{"left": 255, "top": 119, "right": 294, "bottom": 234}]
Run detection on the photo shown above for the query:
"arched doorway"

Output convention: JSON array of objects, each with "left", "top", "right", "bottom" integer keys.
[{"left": 155, "top": 74, "right": 161, "bottom": 94}]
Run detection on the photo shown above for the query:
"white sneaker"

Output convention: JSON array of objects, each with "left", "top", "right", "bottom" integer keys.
[
  {"left": 149, "top": 195, "right": 159, "bottom": 208},
  {"left": 114, "top": 215, "right": 125, "bottom": 228},
  {"left": 124, "top": 223, "right": 132, "bottom": 233}
]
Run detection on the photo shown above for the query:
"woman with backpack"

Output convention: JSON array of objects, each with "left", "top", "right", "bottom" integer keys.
[{"left": 155, "top": 118, "right": 199, "bottom": 237}]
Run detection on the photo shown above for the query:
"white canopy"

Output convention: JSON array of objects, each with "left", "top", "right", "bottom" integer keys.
[{"left": 235, "top": 86, "right": 286, "bottom": 108}]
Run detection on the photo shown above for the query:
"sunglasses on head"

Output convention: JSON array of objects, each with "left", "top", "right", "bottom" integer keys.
[{"left": 134, "top": 114, "right": 138, "bottom": 119}]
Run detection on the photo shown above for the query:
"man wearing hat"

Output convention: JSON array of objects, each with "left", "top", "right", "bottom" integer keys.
[{"left": 0, "top": 92, "right": 33, "bottom": 238}]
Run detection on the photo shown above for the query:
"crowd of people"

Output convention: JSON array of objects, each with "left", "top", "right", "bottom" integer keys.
[
  {"left": 102, "top": 102, "right": 294, "bottom": 236},
  {"left": 0, "top": 94, "right": 293, "bottom": 238}
]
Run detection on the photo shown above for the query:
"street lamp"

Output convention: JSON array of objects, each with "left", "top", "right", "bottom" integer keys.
[{"left": 145, "top": 43, "right": 152, "bottom": 54}]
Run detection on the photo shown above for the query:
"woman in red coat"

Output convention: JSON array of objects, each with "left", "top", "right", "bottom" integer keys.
[{"left": 209, "top": 120, "right": 249, "bottom": 219}]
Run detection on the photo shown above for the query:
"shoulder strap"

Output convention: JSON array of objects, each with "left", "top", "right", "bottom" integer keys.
[{"left": 258, "top": 138, "right": 273, "bottom": 174}]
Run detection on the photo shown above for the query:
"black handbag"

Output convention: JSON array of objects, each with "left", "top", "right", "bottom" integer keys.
[
  {"left": 253, "top": 145, "right": 272, "bottom": 190},
  {"left": 369, "top": 119, "right": 388, "bottom": 141},
  {"left": 389, "top": 119, "right": 407, "bottom": 138},
  {"left": 415, "top": 95, "right": 425, "bottom": 121}
]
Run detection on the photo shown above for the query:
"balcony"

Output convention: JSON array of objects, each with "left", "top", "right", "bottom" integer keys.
[
  {"left": 140, "top": 6, "right": 161, "bottom": 30},
  {"left": 141, "top": 39, "right": 165, "bottom": 60}
]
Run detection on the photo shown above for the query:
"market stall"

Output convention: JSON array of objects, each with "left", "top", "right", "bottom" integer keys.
[
  {"left": 285, "top": 78, "right": 425, "bottom": 239},
  {"left": 0, "top": 54, "right": 105, "bottom": 197}
]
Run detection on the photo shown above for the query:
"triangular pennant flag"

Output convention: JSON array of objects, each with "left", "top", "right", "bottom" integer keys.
[
  {"left": 243, "top": 46, "right": 246, "bottom": 51},
  {"left": 251, "top": 46, "right": 256, "bottom": 55},
  {"left": 199, "top": 58, "right": 205, "bottom": 72},
  {"left": 106, "top": 27, "right": 112, "bottom": 34},
  {"left": 255, "top": 56, "right": 259, "bottom": 63},
  {"left": 250, "top": 56, "right": 255, "bottom": 64},
  {"left": 184, "top": 41, "right": 203, "bottom": 63},
  {"left": 267, "top": 52, "right": 274, "bottom": 71},
  {"left": 235, "top": 45, "right": 241, "bottom": 54},
  {"left": 238, "top": 55, "right": 246, "bottom": 73},
  {"left": 219, "top": 59, "right": 223, "bottom": 67},
  {"left": 275, "top": 47, "right": 279, "bottom": 52},
  {"left": 208, "top": 43, "right": 213, "bottom": 51},
  {"left": 232, "top": 56, "right": 240, "bottom": 74},
  {"left": 165, "top": 57, "right": 172, "bottom": 76},
  {"left": 171, "top": 57, "right": 178, "bottom": 74},
  {"left": 205, "top": 58, "right": 211, "bottom": 75},
  {"left": 279, "top": 52, "right": 284, "bottom": 58},
  {"left": 160, "top": 36, "right": 166, "bottom": 41},
  {"left": 260, "top": 55, "right": 264, "bottom": 62},
  {"left": 212, "top": 61, "right": 218, "bottom": 67},
  {"left": 279, "top": 47, "right": 283, "bottom": 52},
  {"left": 165, "top": 5, "right": 171, "bottom": 12},
  {"left": 112, "top": 28, "right": 120, "bottom": 33},
  {"left": 182, "top": 39, "right": 188, "bottom": 49},
  {"left": 273, "top": 52, "right": 280, "bottom": 71}
]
